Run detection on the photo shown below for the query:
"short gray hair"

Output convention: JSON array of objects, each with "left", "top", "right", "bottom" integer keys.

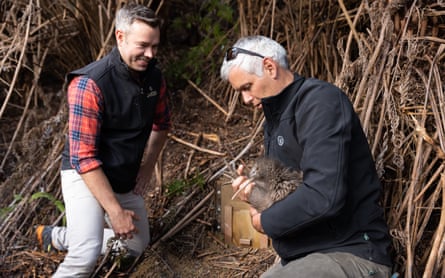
[
  {"left": 115, "top": 3, "right": 162, "bottom": 33},
  {"left": 220, "top": 36, "right": 289, "bottom": 80}
]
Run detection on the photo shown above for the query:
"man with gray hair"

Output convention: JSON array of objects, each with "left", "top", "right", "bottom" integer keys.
[
  {"left": 222, "top": 35, "right": 393, "bottom": 277},
  {"left": 35, "top": 3, "right": 171, "bottom": 276}
]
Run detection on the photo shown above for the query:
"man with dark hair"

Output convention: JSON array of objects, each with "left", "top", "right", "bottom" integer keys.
[{"left": 36, "top": 4, "right": 170, "bottom": 276}]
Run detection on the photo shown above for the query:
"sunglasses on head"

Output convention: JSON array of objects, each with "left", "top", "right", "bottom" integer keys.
[{"left": 225, "top": 47, "right": 265, "bottom": 61}]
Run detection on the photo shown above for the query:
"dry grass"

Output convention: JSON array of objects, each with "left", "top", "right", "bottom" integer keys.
[{"left": 1, "top": 0, "right": 445, "bottom": 277}]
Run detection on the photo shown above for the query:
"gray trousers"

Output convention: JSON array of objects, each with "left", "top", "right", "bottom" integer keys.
[{"left": 261, "top": 252, "right": 392, "bottom": 278}]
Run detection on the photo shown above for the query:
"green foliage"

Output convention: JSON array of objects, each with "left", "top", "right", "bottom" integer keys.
[
  {"left": 165, "top": 0, "right": 235, "bottom": 85},
  {"left": 1, "top": 192, "right": 65, "bottom": 225},
  {"left": 165, "top": 173, "right": 206, "bottom": 197},
  {"left": 0, "top": 194, "right": 23, "bottom": 219},
  {"left": 31, "top": 192, "right": 66, "bottom": 225}
]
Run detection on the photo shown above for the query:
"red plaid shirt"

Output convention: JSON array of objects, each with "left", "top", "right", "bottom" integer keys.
[{"left": 67, "top": 76, "right": 171, "bottom": 173}]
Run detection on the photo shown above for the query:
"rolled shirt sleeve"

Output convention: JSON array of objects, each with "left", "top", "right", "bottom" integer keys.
[{"left": 67, "top": 76, "right": 104, "bottom": 174}]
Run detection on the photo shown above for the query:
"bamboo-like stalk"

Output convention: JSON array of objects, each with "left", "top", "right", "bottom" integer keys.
[
  {"left": 422, "top": 174, "right": 445, "bottom": 278},
  {"left": 187, "top": 79, "right": 228, "bottom": 116},
  {"left": 0, "top": 2, "right": 32, "bottom": 120},
  {"left": 1, "top": 0, "right": 444, "bottom": 277},
  {"left": 152, "top": 189, "right": 215, "bottom": 248},
  {"left": 0, "top": 47, "right": 49, "bottom": 170}
]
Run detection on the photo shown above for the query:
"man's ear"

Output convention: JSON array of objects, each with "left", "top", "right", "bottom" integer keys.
[
  {"left": 115, "top": 30, "right": 124, "bottom": 46},
  {"left": 263, "top": 58, "right": 278, "bottom": 79}
]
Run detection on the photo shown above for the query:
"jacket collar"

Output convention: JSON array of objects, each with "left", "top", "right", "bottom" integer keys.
[
  {"left": 261, "top": 73, "right": 305, "bottom": 122},
  {"left": 110, "top": 47, "right": 158, "bottom": 81}
]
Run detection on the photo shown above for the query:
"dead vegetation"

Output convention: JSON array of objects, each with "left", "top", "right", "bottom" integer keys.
[{"left": 1, "top": 0, "right": 445, "bottom": 277}]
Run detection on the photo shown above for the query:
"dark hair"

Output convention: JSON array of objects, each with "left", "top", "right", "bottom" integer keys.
[{"left": 115, "top": 3, "right": 162, "bottom": 32}]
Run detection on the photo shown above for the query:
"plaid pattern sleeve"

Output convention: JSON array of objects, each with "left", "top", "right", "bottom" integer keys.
[
  {"left": 67, "top": 76, "right": 104, "bottom": 173},
  {"left": 152, "top": 77, "right": 172, "bottom": 131}
]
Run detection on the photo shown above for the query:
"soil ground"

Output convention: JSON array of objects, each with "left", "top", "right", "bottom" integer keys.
[{"left": 126, "top": 89, "right": 276, "bottom": 278}]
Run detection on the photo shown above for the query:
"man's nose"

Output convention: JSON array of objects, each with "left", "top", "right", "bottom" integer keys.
[
  {"left": 241, "top": 91, "right": 253, "bottom": 104},
  {"left": 144, "top": 47, "right": 154, "bottom": 58}
]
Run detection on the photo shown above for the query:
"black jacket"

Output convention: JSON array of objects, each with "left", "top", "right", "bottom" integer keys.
[
  {"left": 62, "top": 47, "right": 163, "bottom": 193},
  {"left": 261, "top": 74, "right": 392, "bottom": 267}
]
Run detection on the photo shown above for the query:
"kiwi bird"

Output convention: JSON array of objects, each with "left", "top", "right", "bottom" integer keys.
[{"left": 232, "top": 157, "right": 303, "bottom": 212}]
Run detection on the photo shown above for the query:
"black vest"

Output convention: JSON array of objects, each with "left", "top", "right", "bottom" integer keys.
[{"left": 62, "top": 47, "right": 162, "bottom": 193}]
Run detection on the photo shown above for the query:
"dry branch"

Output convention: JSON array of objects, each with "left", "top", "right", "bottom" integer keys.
[
  {"left": 168, "top": 134, "right": 226, "bottom": 157},
  {"left": 1, "top": 0, "right": 445, "bottom": 277},
  {"left": 187, "top": 79, "right": 228, "bottom": 117},
  {"left": 151, "top": 189, "right": 215, "bottom": 248}
]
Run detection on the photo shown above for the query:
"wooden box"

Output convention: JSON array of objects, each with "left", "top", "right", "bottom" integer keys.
[{"left": 219, "top": 183, "right": 270, "bottom": 248}]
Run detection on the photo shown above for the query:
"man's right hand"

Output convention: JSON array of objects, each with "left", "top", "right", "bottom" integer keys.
[
  {"left": 232, "top": 164, "right": 255, "bottom": 202},
  {"left": 80, "top": 168, "right": 140, "bottom": 240},
  {"left": 108, "top": 208, "right": 140, "bottom": 240}
]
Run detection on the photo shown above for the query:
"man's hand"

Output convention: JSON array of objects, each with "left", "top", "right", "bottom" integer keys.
[
  {"left": 80, "top": 168, "right": 140, "bottom": 240},
  {"left": 231, "top": 164, "right": 255, "bottom": 201},
  {"left": 250, "top": 206, "right": 264, "bottom": 233},
  {"left": 108, "top": 208, "right": 140, "bottom": 240},
  {"left": 231, "top": 165, "right": 264, "bottom": 233}
]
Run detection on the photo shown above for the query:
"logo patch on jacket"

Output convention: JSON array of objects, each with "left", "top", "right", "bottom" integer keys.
[
  {"left": 146, "top": 86, "right": 158, "bottom": 98},
  {"left": 277, "top": 135, "right": 284, "bottom": 146}
]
